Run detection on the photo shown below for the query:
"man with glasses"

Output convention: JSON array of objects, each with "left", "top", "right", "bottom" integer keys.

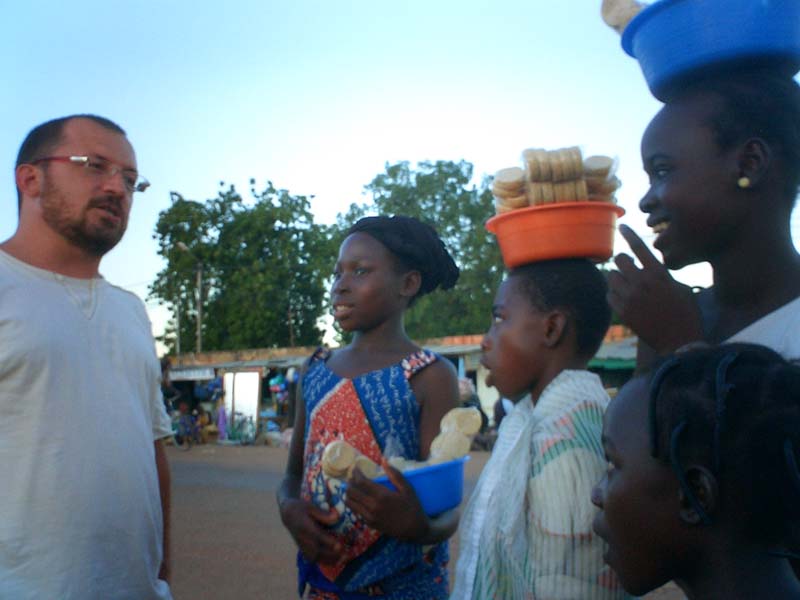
[{"left": 0, "top": 115, "right": 173, "bottom": 599}]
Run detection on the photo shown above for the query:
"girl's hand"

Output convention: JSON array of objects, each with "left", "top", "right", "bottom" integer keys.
[
  {"left": 279, "top": 498, "right": 342, "bottom": 565},
  {"left": 607, "top": 225, "right": 704, "bottom": 354},
  {"left": 344, "top": 463, "right": 430, "bottom": 543}
]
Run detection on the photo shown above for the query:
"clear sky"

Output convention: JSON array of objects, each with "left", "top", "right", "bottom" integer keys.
[{"left": 3, "top": 0, "right": 797, "bottom": 348}]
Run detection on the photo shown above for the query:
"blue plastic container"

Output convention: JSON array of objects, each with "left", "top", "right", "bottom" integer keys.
[
  {"left": 374, "top": 456, "right": 470, "bottom": 516},
  {"left": 622, "top": 0, "right": 800, "bottom": 100}
]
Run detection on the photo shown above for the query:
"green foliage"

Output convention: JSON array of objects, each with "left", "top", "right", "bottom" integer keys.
[
  {"left": 149, "top": 181, "right": 335, "bottom": 353},
  {"left": 334, "top": 160, "right": 504, "bottom": 342},
  {"left": 152, "top": 160, "right": 507, "bottom": 354}
]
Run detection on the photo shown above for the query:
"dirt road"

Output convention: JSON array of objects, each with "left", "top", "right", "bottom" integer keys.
[{"left": 168, "top": 445, "right": 682, "bottom": 599}]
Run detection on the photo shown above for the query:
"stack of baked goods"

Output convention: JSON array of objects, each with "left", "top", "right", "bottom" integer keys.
[
  {"left": 493, "top": 146, "right": 620, "bottom": 215},
  {"left": 584, "top": 154, "right": 621, "bottom": 203}
]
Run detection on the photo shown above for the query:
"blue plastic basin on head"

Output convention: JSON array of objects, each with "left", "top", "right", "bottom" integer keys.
[
  {"left": 622, "top": 0, "right": 800, "bottom": 101},
  {"left": 374, "top": 455, "right": 470, "bottom": 517}
]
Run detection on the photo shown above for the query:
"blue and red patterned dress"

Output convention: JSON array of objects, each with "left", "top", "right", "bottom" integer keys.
[{"left": 297, "top": 347, "right": 450, "bottom": 600}]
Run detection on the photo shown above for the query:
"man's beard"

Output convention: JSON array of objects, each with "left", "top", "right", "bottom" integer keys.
[{"left": 40, "top": 180, "right": 128, "bottom": 257}]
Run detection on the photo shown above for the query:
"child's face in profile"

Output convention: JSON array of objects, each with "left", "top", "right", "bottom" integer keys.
[
  {"left": 640, "top": 92, "right": 743, "bottom": 270},
  {"left": 479, "top": 275, "right": 547, "bottom": 401},
  {"left": 590, "top": 376, "right": 687, "bottom": 596}
]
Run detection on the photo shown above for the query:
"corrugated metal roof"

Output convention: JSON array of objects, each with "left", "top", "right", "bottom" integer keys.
[
  {"left": 426, "top": 343, "right": 480, "bottom": 356},
  {"left": 172, "top": 336, "right": 638, "bottom": 379},
  {"left": 593, "top": 336, "right": 637, "bottom": 360}
]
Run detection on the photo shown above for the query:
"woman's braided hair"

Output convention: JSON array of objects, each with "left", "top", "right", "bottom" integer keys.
[{"left": 647, "top": 343, "right": 800, "bottom": 547}]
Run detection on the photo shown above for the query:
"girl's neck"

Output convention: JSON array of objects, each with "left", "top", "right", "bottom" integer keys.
[
  {"left": 329, "top": 318, "right": 417, "bottom": 380},
  {"left": 710, "top": 220, "right": 800, "bottom": 309},
  {"left": 349, "top": 317, "right": 413, "bottom": 354}
]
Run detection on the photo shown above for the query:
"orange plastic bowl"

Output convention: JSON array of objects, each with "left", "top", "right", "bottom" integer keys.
[{"left": 485, "top": 201, "right": 625, "bottom": 268}]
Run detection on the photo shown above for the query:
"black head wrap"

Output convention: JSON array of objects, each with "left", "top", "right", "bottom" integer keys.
[{"left": 347, "top": 215, "right": 459, "bottom": 298}]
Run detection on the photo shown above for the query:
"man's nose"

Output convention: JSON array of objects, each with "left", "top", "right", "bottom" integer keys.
[
  {"left": 331, "top": 274, "right": 349, "bottom": 294},
  {"left": 639, "top": 186, "right": 657, "bottom": 213}
]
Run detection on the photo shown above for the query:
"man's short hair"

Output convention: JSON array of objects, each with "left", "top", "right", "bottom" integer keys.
[{"left": 15, "top": 114, "right": 126, "bottom": 210}]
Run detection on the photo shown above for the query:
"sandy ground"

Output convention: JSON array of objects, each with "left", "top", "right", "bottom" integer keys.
[{"left": 168, "top": 444, "right": 683, "bottom": 599}]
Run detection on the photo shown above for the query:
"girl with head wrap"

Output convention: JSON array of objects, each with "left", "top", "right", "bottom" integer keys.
[{"left": 278, "top": 215, "right": 461, "bottom": 599}]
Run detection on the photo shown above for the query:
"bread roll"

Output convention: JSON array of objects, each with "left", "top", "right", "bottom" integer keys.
[
  {"left": 583, "top": 155, "right": 615, "bottom": 179},
  {"left": 586, "top": 175, "right": 621, "bottom": 195},
  {"left": 602, "top": 0, "right": 645, "bottom": 35},
  {"left": 430, "top": 430, "right": 472, "bottom": 461},
  {"left": 494, "top": 193, "right": 528, "bottom": 209},
  {"left": 347, "top": 454, "right": 381, "bottom": 480},
  {"left": 440, "top": 406, "right": 483, "bottom": 436},
  {"left": 322, "top": 440, "right": 357, "bottom": 479},
  {"left": 523, "top": 148, "right": 551, "bottom": 181},
  {"left": 493, "top": 167, "right": 526, "bottom": 197}
]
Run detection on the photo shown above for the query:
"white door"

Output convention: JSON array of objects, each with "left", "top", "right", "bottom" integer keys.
[{"left": 223, "top": 370, "right": 261, "bottom": 423}]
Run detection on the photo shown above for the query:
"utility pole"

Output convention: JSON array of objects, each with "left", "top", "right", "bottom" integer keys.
[
  {"left": 177, "top": 241, "right": 203, "bottom": 354},
  {"left": 287, "top": 306, "right": 295, "bottom": 348},
  {"left": 195, "top": 263, "right": 203, "bottom": 353},
  {"left": 175, "top": 301, "right": 181, "bottom": 355}
]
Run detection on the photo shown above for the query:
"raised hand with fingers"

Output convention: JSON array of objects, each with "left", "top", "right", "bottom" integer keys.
[
  {"left": 607, "top": 224, "right": 704, "bottom": 354},
  {"left": 344, "top": 463, "right": 431, "bottom": 543}
]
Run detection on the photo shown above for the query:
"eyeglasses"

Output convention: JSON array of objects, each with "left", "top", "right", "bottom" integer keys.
[{"left": 31, "top": 155, "right": 150, "bottom": 193}]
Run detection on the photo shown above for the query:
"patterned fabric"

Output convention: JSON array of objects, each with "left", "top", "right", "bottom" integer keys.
[
  {"left": 298, "top": 348, "right": 449, "bottom": 599},
  {"left": 453, "top": 370, "right": 631, "bottom": 600}
]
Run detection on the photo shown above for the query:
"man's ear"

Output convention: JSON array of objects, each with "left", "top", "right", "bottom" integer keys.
[
  {"left": 542, "top": 310, "right": 568, "bottom": 348},
  {"left": 678, "top": 465, "right": 718, "bottom": 525},
  {"left": 15, "top": 164, "right": 42, "bottom": 201},
  {"left": 736, "top": 137, "right": 772, "bottom": 189},
  {"left": 400, "top": 270, "right": 422, "bottom": 300}
]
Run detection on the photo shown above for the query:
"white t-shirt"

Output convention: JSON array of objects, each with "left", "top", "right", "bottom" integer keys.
[
  {"left": 0, "top": 250, "right": 173, "bottom": 600},
  {"left": 726, "top": 295, "right": 800, "bottom": 363}
]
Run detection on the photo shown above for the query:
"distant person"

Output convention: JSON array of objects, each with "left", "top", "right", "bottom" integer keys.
[
  {"left": 278, "top": 215, "right": 461, "bottom": 599},
  {"left": 592, "top": 343, "right": 800, "bottom": 599},
  {"left": 0, "top": 115, "right": 173, "bottom": 598},
  {"left": 608, "top": 69, "right": 800, "bottom": 367},
  {"left": 160, "top": 356, "right": 182, "bottom": 414},
  {"left": 453, "top": 259, "right": 630, "bottom": 599}
]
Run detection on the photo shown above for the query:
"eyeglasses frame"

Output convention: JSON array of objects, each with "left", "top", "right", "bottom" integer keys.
[{"left": 30, "top": 155, "right": 150, "bottom": 193}]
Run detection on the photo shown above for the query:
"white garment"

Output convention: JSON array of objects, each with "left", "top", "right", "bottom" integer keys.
[
  {"left": 453, "top": 370, "right": 629, "bottom": 600},
  {"left": 725, "top": 295, "right": 800, "bottom": 363},
  {"left": 0, "top": 250, "right": 173, "bottom": 600}
]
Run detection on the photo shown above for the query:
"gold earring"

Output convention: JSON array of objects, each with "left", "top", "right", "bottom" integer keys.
[{"left": 737, "top": 176, "right": 751, "bottom": 189}]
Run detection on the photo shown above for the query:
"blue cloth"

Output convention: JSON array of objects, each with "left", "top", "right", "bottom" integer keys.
[{"left": 297, "top": 348, "right": 450, "bottom": 599}]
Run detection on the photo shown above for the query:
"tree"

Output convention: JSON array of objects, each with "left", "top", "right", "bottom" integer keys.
[
  {"left": 149, "top": 181, "right": 335, "bottom": 353},
  {"left": 335, "top": 160, "right": 504, "bottom": 341}
]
